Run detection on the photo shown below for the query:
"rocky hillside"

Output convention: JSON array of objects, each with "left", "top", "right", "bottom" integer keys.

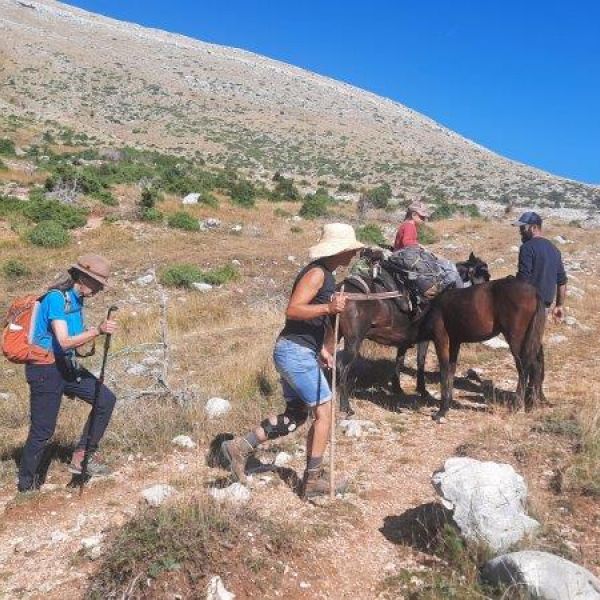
[{"left": 1, "top": 0, "right": 598, "bottom": 214}]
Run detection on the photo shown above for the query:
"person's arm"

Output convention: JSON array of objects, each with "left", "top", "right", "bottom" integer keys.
[
  {"left": 404, "top": 220, "right": 418, "bottom": 246},
  {"left": 517, "top": 244, "right": 533, "bottom": 281},
  {"left": 393, "top": 224, "right": 405, "bottom": 251},
  {"left": 51, "top": 319, "right": 116, "bottom": 351},
  {"left": 320, "top": 321, "right": 335, "bottom": 368},
  {"left": 553, "top": 253, "right": 568, "bottom": 322},
  {"left": 285, "top": 268, "right": 345, "bottom": 321}
]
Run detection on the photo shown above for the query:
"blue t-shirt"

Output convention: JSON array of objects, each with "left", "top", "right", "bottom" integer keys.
[
  {"left": 517, "top": 237, "right": 567, "bottom": 305},
  {"left": 31, "top": 289, "right": 85, "bottom": 357}
]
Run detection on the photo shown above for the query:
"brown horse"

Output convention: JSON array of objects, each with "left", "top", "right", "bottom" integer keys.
[
  {"left": 337, "top": 253, "right": 489, "bottom": 415},
  {"left": 417, "top": 277, "right": 546, "bottom": 419}
]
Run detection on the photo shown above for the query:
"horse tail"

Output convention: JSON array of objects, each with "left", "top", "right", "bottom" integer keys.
[{"left": 521, "top": 294, "right": 546, "bottom": 366}]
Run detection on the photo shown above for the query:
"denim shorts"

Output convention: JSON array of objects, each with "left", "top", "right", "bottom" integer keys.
[{"left": 273, "top": 338, "right": 331, "bottom": 408}]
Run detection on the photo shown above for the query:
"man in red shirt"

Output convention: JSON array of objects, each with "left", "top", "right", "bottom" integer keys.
[{"left": 394, "top": 202, "right": 431, "bottom": 250}]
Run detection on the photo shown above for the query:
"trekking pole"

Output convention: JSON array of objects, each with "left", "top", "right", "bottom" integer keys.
[
  {"left": 329, "top": 285, "right": 344, "bottom": 499},
  {"left": 79, "top": 305, "right": 118, "bottom": 496}
]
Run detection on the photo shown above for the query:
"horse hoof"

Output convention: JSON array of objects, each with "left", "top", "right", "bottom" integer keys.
[{"left": 432, "top": 412, "right": 447, "bottom": 423}]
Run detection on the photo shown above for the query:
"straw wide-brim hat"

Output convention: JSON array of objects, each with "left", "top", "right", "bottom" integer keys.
[
  {"left": 308, "top": 223, "right": 365, "bottom": 260},
  {"left": 408, "top": 202, "right": 432, "bottom": 218},
  {"left": 70, "top": 254, "right": 111, "bottom": 287}
]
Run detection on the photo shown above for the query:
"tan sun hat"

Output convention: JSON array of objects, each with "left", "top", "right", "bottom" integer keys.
[
  {"left": 70, "top": 254, "right": 110, "bottom": 287},
  {"left": 408, "top": 202, "right": 432, "bottom": 218},
  {"left": 308, "top": 223, "right": 365, "bottom": 260}
]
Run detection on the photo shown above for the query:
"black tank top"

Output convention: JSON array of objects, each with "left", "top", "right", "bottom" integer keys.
[{"left": 278, "top": 261, "right": 336, "bottom": 352}]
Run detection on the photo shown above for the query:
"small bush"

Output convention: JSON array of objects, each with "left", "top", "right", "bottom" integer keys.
[
  {"left": 140, "top": 187, "right": 162, "bottom": 210},
  {"left": 2, "top": 259, "right": 30, "bottom": 279},
  {"left": 228, "top": 180, "right": 256, "bottom": 207},
  {"left": 431, "top": 201, "right": 481, "bottom": 221},
  {"left": 0, "top": 194, "right": 25, "bottom": 217},
  {"left": 0, "top": 138, "right": 16, "bottom": 156},
  {"left": 418, "top": 224, "right": 438, "bottom": 245},
  {"left": 27, "top": 220, "right": 70, "bottom": 247},
  {"left": 23, "top": 196, "right": 88, "bottom": 229},
  {"left": 299, "top": 188, "right": 334, "bottom": 219},
  {"left": 140, "top": 207, "right": 164, "bottom": 222},
  {"left": 160, "top": 263, "right": 239, "bottom": 288},
  {"left": 0, "top": 158, "right": 7, "bottom": 171},
  {"left": 270, "top": 177, "right": 301, "bottom": 202},
  {"left": 357, "top": 224, "right": 386, "bottom": 246},
  {"left": 167, "top": 211, "right": 200, "bottom": 231},
  {"left": 365, "top": 183, "right": 392, "bottom": 209},
  {"left": 337, "top": 182, "right": 356, "bottom": 193}
]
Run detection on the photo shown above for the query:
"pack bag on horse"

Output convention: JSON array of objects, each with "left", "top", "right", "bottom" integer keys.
[{"left": 338, "top": 247, "right": 490, "bottom": 416}]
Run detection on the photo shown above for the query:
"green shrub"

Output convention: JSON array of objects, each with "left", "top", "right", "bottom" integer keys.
[
  {"left": 365, "top": 183, "right": 392, "bottom": 209},
  {"left": 140, "top": 187, "right": 162, "bottom": 210},
  {"left": 2, "top": 259, "right": 30, "bottom": 279},
  {"left": 270, "top": 177, "right": 301, "bottom": 202},
  {"left": 418, "top": 224, "right": 438, "bottom": 245},
  {"left": 337, "top": 182, "right": 356, "bottom": 193},
  {"left": 140, "top": 207, "right": 164, "bottom": 222},
  {"left": 357, "top": 224, "right": 386, "bottom": 246},
  {"left": 0, "top": 158, "right": 7, "bottom": 171},
  {"left": 228, "top": 180, "right": 256, "bottom": 207},
  {"left": 23, "top": 196, "right": 88, "bottom": 229},
  {"left": 0, "top": 194, "right": 25, "bottom": 217},
  {"left": 167, "top": 211, "right": 200, "bottom": 231},
  {"left": 27, "top": 220, "right": 70, "bottom": 247},
  {"left": 0, "top": 138, "right": 16, "bottom": 156},
  {"left": 160, "top": 263, "right": 239, "bottom": 288},
  {"left": 299, "top": 188, "right": 334, "bottom": 219}
]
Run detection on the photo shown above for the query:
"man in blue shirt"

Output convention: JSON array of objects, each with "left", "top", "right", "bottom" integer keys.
[{"left": 513, "top": 211, "right": 567, "bottom": 322}]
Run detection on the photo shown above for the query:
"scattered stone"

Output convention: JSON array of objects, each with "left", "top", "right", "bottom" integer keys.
[
  {"left": 209, "top": 483, "right": 250, "bottom": 506},
  {"left": 126, "top": 363, "right": 148, "bottom": 376},
  {"left": 274, "top": 451, "right": 292, "bottom": 467},
  {"left": 192, "top": 282, "right": 213, "bottom": 292},
  {"left": 339, "top": 419, "right": 378, "bottom": 438},
  {"left": 231, "top": 259, "right": 241, "bottom": 266},
  {"left": 432, "top": 457, "right": 540, "bottom": 553},
  {"left": 299, "top": 581, "right": 311, "bottom": 589},
  {"left": 50, "top": 530, "right": 67, "bottom": 543},
  {"left": 171, "top": 435, "right": 197, "bottom": 449},
  {"left": 206, "top": 575, "right": 235, "bottom": 600},
  {"left": 81, "top": 535, "right": 103, "bottom": 550},
  {"left": 547, "top": 334, "right": 568, "bottom": 345},
  {"left": 205, "top": 397, "right": 232, "bottom": 418},
  {"left": 493, "top": 257, "right": 506, "bottom": 265},
  {"left": 182, "top": 193, "right": 200, "bottom": 205},
  {"left": 482, "top": 551, "right": 600, "bottom": 600},
  {"left": 135, "top": 273, "right": 154, "bottom": 286},
  {"left": 141, "top": 484, "right": 176, "bottom": 507},
  {"left": 344, "top": 421, "right": 363, "bottom": 438},
  {"left": 444, "top": 243, "right": 458, "bottom": 250},
  {"left": 204, "top": 217, "right": 221, "bottom": 228},
  {"left": 142, "top": 355, "right": 161, "bottom": 366},
  {"left": 287, "top": 255, "right": 296, "bottom": 262},
  {"left": 568, "top": 286, "right": 585, "bottom": 299},
  {"left": 231, "top": 224, "right": 242, "bottom": 233},
  {"left": 553, "top": 235, "right": 571, "bottom": 245},
  {"left": 511, "top": 245, "right": 520, "bottom": 252},
  {"left": 482, "top": 335, "right": 510, "bottom": 350},
  {"left": 0, "top": 392, "right": 11, "bottom": 401}
]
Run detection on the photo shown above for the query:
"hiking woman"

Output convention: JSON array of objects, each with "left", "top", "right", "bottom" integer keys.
[
  {"left": 17, "top": 255, "right": 118, "bottom": 492},
  {"left": 221, "top": 223, "right": 364, "bottom": 498},
  {"left": 393, "top": 202, "right": 431, "bottom": 250}
]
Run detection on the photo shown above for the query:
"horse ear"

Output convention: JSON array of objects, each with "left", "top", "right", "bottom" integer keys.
[{"left": 469, "top": 251, "right": 476, "bottom": 262}]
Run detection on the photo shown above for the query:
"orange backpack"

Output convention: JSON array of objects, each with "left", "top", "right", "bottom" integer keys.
[{"left": 2, "top": 294, "right": 55, "bottom": 364}]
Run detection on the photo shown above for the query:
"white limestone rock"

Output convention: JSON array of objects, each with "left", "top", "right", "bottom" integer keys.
[
  {"left": 482, "top": 335, "right": 510, "bottom": 350},
  {"left": 432, "top": 457, "right": 540, "bottom": 553},
  {"left": 209, "top": 483, "right": 250, "bottom": 506},
  {"left": 171, "top": 435, "right": 197, "bottom": 449},
  {"left": 206, "top": 575, "right": 235, "bottom": 600},
  {"left": 205, "top": 397, "right": 232, "bottom": 418},
  {"left": 141, "top": 484, "right": 176, "bottom": 507}
]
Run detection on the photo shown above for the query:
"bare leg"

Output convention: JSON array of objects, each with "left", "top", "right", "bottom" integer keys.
[{"left": 307, "top": 402, "right": 332, "bottom": 461}]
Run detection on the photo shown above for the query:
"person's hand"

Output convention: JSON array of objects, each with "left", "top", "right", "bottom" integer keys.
[
  {"left": 328, "top": 292, "right": 347, "bottom": 315},
  {"left": 552, "top": 305, "right": 565, "bottom": 324},
  {"left": 99, "top": 319, "right": 118, "bottom": 335},
  {"left": 320, "top": 347, "right": 334, "bottom": 369}
]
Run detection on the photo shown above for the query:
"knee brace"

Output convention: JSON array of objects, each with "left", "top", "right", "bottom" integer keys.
[{"left": 261, "top": 405, "right": 308, "bottom": 440}]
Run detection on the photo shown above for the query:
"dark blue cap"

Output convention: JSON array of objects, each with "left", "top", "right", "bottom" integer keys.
[{"left": 513, "top": 211, "right": 542, "bottom": 227}]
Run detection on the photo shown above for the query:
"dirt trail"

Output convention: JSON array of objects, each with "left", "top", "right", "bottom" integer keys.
[{"left": 0, "top": 381, "right": 500, "bottom": 599}]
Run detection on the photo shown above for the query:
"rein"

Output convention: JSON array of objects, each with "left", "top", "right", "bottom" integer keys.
[{"left": 343, "top": 290, "right": 403, "bottom": 301}]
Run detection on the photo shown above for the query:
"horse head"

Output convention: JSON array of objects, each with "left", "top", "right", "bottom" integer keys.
[{"left": 458, "top": 252, "right": 491, "bottom": 285}]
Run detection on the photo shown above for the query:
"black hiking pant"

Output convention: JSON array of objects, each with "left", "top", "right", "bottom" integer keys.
[{"left": 17, "top": 362, "right": 116, "bottom": 491}]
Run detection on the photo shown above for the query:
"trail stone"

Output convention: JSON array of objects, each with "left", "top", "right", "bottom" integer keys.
[
  {"left": 81, "top": 535, "right": 103, "bottom": 550},
  {"left": 482, "top": 335, "right": 509, "bottom": 350},
  {"left": 204, "top": 217, "right": 221, "bottom": 228},
  {"left": 482, "top": 551, "right": 600, "bottom": 600},
  {"left": 554, "top": 235, "right": 570, "bottom": 245},
  {"left": 141, "top": 484, "right": 176, "bottom": 506},
  {"left": 274, "top": 451, "right": 292, "bottom": 467},
  {"left": 192, "top": 282, "right": 213, "bottom": 292},
  {"left": 206, "top": 575, "right": 235, "bottom": 600},
  {"left": 547, "top": 334, "right": 568, "bottom": 345},
  {"left": 0, "top": 392, "right": 11, "bottom": 401},
  {"left": 209, "top": 482, "right": 250, "bottom": 505},
  {"left": 511, "top": 245, "right": 520, "bottom": 252},
  {"left": 344, "top": 421, "right": 363, "bottom": 438},
  {"left": 135, "top": 273, "right": 154, "bottom": 286},
  {"left": 432, "top": 457, "right": 540, "bottom": 553},
  {"left": 126, "top": 363, "right": 148, "bottom": 376},
  {"left": 182, "top": 193, "right": 200, "bottom": 204},
  {"left": 171, "top": 435, "right": 197, "bottom": 449},
  {"left": 50, "top": 530, "right": 67, "bottom": 543},
  {"left": 205, "top": 397, "right": 231, "bottom": 418}
]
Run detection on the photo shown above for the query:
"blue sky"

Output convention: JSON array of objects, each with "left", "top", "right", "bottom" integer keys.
[{"left": 64, "top": 1, "right": 600, "bottom": 184}]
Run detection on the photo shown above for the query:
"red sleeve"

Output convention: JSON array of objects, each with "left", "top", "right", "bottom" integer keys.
[{"left": 394, "top": 221, "right": 418, "bottom": 249}]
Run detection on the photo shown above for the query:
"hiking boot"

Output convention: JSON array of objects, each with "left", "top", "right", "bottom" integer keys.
[
  {"left": 220, "top": 437, "right": 253, "bottom": 483},
  {"left": 68, "top": 452, "right": 111, "bottom": 477},
  {"left": 301, "top": 467, "right": 349, "bottom": 499}
]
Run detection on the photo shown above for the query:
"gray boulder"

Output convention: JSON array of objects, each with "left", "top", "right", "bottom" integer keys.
[
  {"left": 482, "top": 551, "right": 600, "bottom": 599},
  {"left": 432, "top": 457, "right": 540, "bottom": 553}
]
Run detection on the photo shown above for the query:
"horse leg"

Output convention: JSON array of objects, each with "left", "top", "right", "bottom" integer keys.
[
  {"left": 525, "top": 345, "right": 545, "bottom": 411},
  {"left": 416, "top": 341, "right": 429, "bottom": 397},
  {"left": 392, "top": 347, "right": 405, "bottom": 394},
  {"left": 511, "top": 352, "right": 527, "bottom": 412},
  {"left": 337, "top": 337, "right": 361, "bottom": 418},
  {"left": 432, "top": 329, "right": 451, "bottom": 421}
]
